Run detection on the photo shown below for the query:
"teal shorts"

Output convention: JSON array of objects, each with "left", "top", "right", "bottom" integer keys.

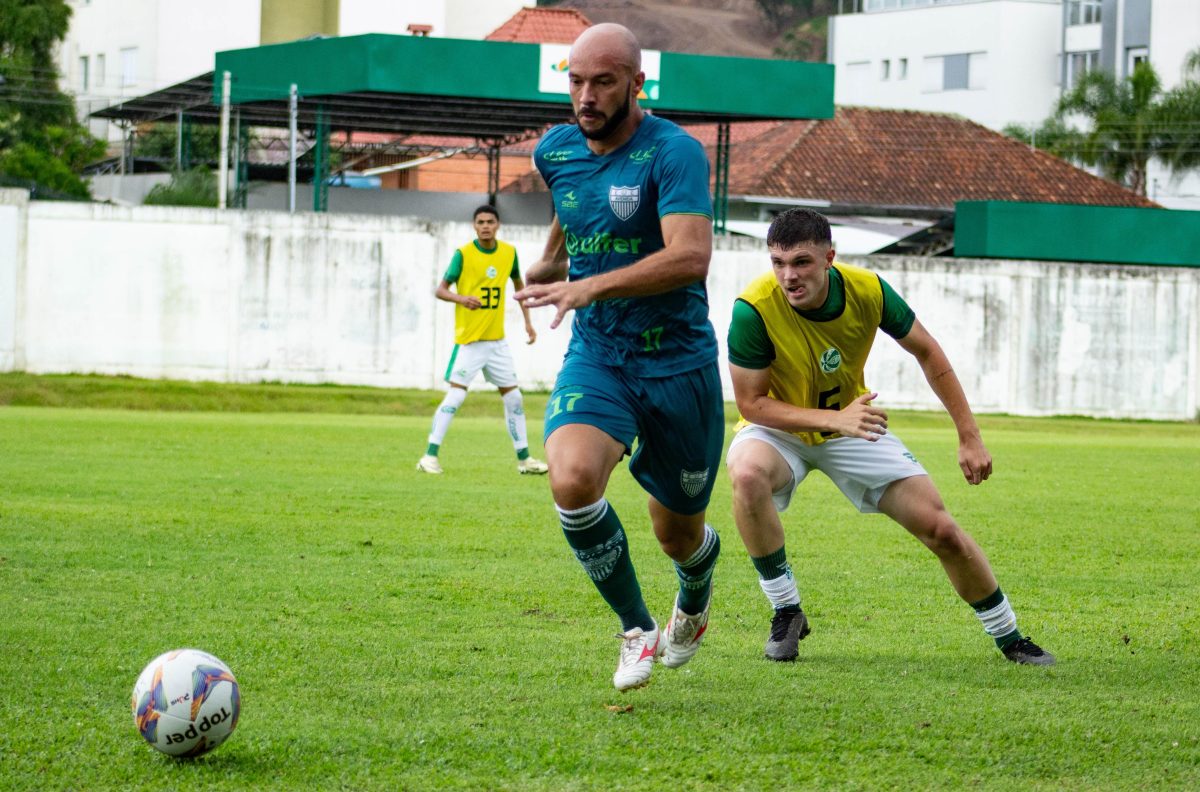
[{"left": 544, "top": 355, "right": 725, "bottom": 515}]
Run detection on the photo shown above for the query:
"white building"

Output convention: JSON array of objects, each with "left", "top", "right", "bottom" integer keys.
[
  {"left": 829, "top": 0, "right": 1200, "bottom": 208},
  {"left": 60, "top": 0, "right": 528, "bottom": 139}
]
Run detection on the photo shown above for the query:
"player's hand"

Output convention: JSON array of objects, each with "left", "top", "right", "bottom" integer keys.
[
  {"left": 525, "top": 323, "right": 537, "bottom": 345},
  {"left": 833, "top": 392, "right": 888, "bottom": 441},
  {"left": 525, "top": 257, "right": 568, "bottom": 285},
  {"left": 958, "top": 436, "right": 992, "bottom": 485},
  {"left": 459, "top": 295, "right": 482, "bottom": 310},
  {"left": 514, "top": 280, "right": 592, "bottom": 330}
]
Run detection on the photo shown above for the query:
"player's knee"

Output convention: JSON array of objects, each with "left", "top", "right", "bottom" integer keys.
[
  {"left": 727, "top": 457, "right": 772, "bottom": 500},
  {"left": 548, "top": 460, "right": 606, "bottom": 508},
  {"left": 919, "top": 512, "right": 969, "bottom": 557},
  {"left": 441, "top": 387, "right": 468, "bottom": 410},
  {"left": 656, "top": 533, "right": 688, "bottom": 558}
]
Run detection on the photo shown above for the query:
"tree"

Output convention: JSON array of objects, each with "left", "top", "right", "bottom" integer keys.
[
  {"left": 1001, "top": 117, "right": 1088, "bottom": 162},
  {"left": 1152, "top": 51, "right": 1200, "bottom": 180},
  {"left": 134, "top": 121, "right": 223, "bottom": 167},
  {"left": 0, "top": 123, "right": 103, "bottom": 198},
  {"left": 142, "top": 167, "right": 218, "bottom": 208},
  {"left": 0, "top": 0, "right": 104, "bottom": 197},
  {"left": 1012, "top": 52, "right": 1200, "bottom": 197},
  {"left": 756, "top": 0, "right": 815, "bottom": 29}
]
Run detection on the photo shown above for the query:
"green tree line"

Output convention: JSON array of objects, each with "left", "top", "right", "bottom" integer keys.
[{"left": 0, "top": 0, "right": 104, "bottom": 198}]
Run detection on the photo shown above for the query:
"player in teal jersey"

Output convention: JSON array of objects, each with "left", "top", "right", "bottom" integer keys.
[{"left": 515, "top": 23, "right": 724, "bottom": 691}]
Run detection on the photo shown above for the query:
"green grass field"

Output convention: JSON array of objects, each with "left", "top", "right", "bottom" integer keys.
[{"left": 1, "top": 375, "right": 1198, "bottom": 790}]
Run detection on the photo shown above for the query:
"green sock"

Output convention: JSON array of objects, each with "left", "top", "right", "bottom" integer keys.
[
  {"left": 674, "top": 524, "right": 719, "bottom": 615},
  {"left": 752, "top": 545, "right": 800, "bottom": 611},
  {"left": 425, "top": 443, "right": 439, "bottom": 457},
  {"left": 558, "top": 499, "right": 653, "bottom": 632},
  {"left": 516, "top": 447, "right": 530, "bottom": 461},
  {"left": 751, "top": 545, "right": 789, "bottom": 580}
]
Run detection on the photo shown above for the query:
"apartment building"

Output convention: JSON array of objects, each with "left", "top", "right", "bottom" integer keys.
[
  {"left": 829, "top": 0, "right": 1200, "bottom": 208},
  {"left": 60, "top": 0, "right": 527, "bottom": 138}
]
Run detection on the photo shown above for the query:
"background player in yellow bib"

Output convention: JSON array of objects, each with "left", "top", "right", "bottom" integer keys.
[
  {"left": 416, "top": 205, "right": 548, "bottom": 476},
  {"left": 726, "top": 208, "right": 1053, "bottom": 666}
]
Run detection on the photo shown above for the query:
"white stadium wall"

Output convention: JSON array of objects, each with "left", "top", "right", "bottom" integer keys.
[{"left": 1, "top": 191, "right": 1197, "bottom": 420}]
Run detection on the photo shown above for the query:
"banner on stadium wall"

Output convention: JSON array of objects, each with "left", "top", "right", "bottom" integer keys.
[{"left": 538, "top": 44, "right": 661, "bottom": 101}]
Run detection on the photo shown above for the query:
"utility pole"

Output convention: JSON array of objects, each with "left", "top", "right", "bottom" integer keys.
[
  {"left": 218, "top": 71, "right": 231, "bottom": 209},
  {"left": 288, "top": 84, "right": 298, "bottom": 213}
]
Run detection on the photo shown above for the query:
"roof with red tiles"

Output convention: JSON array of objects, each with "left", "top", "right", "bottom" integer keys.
[
  {"left": 504, "top": 107, "right": 1156, "bottom": 209},
  {"left": 485, "top": 7, "right": 593, "bottom": 44}
]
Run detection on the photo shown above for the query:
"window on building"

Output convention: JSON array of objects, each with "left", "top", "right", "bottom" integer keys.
[
  {"left": 844, "top": 60, "right": 871, "bottom": 91},
  {"left": 1068, "top": 50, "right": 1099, "bottom": 87},
  {"left": 95, "top": 54, "right": 106, "bottom": 92},
  {"left": 1126, "top": 47, "right": 1149, "bottom": 76},
  {"left": 968, "top": 52, "right": 987, "bottom": 89},
  {"left": 898, "top": 57, "right": 908, "bottom": 80},
  {"left": 1067, "top": 0, "right": 1101, "bottom": 26},
  {"left": 881, "top": 59, "right": 891, "bottom": 80},
  {"left": 78, "top": 55, "right": 89, "bottom": 91},
  {"left": 120, "top": 47, "right": 137, "bottom": 88},
  {"left": 923, "top": 52, "right": 986, "bottom": 92}
]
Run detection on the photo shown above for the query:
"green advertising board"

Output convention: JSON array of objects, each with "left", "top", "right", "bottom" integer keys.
[
  {"left": 955, "top": 201, "right": 1200, "bottom": 268},
  {"left": 213, "top": 33, "right": 834, "bottom": 121}
]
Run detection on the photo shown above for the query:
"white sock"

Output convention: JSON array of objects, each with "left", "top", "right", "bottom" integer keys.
[
  {"left": 759, "top": 572, "right": 801, "bottom": 610},
  {"left": 428, "top": 387, "right": 467, "bottom": 447},
  {"left": 502, "top": 389, "right": 530, "bottom": 454},
  {"left": 975, "top": 594, "right": 1018, "bottom": 639}
]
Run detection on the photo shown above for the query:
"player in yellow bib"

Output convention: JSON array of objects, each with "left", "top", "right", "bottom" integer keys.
[
  {"left": 726, "top": 208, "right": 1054, "bottom": 666},
  {"left": 416, "top": 205, "right": 548, "bottom": 476}
]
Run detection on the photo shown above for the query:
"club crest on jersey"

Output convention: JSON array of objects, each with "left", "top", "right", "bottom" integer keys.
[
  {"left": 680, "top": 468, "right": 710, "bottom": 499},
  {"left": 485, "top": 266, "right": 497, "bottom": 279},
  {"left": 609, "top": 185, "right": 640, "bottom": 221},
  {"left": 820, "top": 347, "right": 842, "bottom": 373}
]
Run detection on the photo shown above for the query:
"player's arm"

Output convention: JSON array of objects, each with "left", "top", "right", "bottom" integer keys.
[
  {"left": 515, "top": 213, "right": 710, "bottom": 329},
  {"left": 730, "top": 363, "right": 887, "bottom": 440},
  {"left": 583, "top": 212, "right": 710, "bottom": 299},
  {"left": 434, "top": 279, "right": 480, "bottom": 310},
  {"left": 896, "top": 318, "right": 992, "bottom": 484},
  {"left": 435, "top": 251, "right": 480, "bottom": 309},
  {"left": 524, "top": 213, "right": 569, "bottom": 285}
]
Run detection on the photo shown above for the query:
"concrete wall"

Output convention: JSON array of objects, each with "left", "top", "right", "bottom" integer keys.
[{"left": 1, "top": 192, "right": 1197, "bottom": 420}]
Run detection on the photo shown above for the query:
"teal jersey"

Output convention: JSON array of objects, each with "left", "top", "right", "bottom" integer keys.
[{"left": 535, "top": 114, "right": 717, "bottom": 377}]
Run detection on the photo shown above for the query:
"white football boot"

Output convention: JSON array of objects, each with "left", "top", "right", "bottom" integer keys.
[
  {"left": 517, "top": 456, "right": 549, "bottom": 475},
  {"left": 612, "top": 622, "right": 660, "bottom": 691},
  {"left": 416, "top": 455, "right": 443, "bottom": 474},
  {"left": 662, "top": 595, "right": 709, "bottom": 669}
]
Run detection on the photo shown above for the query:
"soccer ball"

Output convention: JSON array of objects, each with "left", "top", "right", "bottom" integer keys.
[{"left": 131, "top": 648, "right": 240, "bottom": 758}]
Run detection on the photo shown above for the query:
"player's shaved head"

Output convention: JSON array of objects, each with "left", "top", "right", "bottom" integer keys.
[{"left": 570, "top": 23, "right": 642, "bottom": 75}]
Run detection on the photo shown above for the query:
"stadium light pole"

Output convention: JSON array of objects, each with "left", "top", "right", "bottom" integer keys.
[{"left": 218, "top": 71, "right": 231, "bottom": 209}]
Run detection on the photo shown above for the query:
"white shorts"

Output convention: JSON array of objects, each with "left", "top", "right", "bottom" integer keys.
[
  {"left": 728, "top": 424, "right": 928, "bottom": 514},
  {"left": 444, "top": 339, "right": 519, "bottom": 388}
]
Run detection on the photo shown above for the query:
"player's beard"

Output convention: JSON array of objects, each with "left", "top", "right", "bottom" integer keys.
[{"left": 577, "top": 92, "right": 632, "bottom": 142}]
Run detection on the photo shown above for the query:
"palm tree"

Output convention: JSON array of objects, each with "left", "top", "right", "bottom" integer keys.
[
  {"left": 1152, "top": 50, "right": 1200, "bottom": 181},
  {"left": 1049, "top": 51, "right": 1200, "bottom": 197}
]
